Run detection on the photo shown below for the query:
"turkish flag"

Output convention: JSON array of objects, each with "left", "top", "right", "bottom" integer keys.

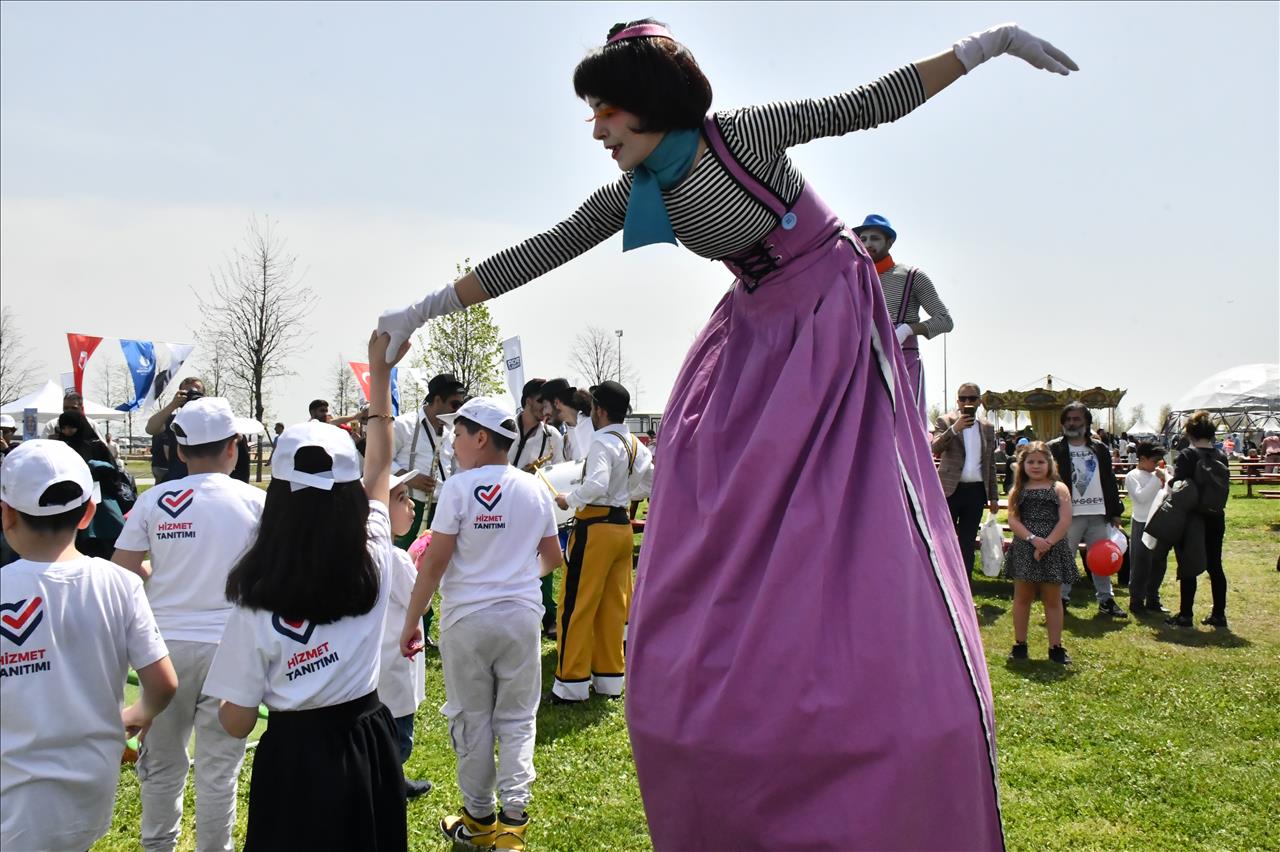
[
  {"left": 348, "top": 361, "right": 372, "bottom": 403},
  {"left": 67, "top": 334, "right": 103, "bottom": 394}
]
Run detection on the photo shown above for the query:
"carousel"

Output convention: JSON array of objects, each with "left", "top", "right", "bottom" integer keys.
[{"left": 981, "top": 375, "right": 1126, "bottom": 440}]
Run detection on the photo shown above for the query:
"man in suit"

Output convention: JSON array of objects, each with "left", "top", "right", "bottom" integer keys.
[{"left": 931, "top": 383, "right": 1000, "bottom": 575}]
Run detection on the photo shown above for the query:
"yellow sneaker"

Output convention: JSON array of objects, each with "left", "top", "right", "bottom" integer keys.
[
  {"left": 493, "top": 811, "right": 529, "bottom": 851},
  {"left": 441, "top": 808, "right": 498, "bottom": 849}
]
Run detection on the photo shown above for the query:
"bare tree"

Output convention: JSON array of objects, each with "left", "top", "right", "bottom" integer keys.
[
  {"left": 0, "top": 306, "right": 40, "bottom": 405},
  {"left": 195, "top": 215, "right": 314, "bottom": 479},
  {"left": 568, "top": 325, "right": 638, "bottom": 390},
  {"left": 90, "top": 358, "right": 137, "bottom": 444},
  {"left": 332, "top": 357, "right": 358, "bottom": 415}
]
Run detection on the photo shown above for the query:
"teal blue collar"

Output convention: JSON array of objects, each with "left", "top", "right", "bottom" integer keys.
[{"left": 622, "top": 128, "right": 701, "bottom": 252}]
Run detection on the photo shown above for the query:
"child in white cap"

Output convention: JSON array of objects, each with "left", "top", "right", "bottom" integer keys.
[
  {"left": 111, "top": 397, "right": 266, "bottom": 852},
  {"left": 399, "top": 396, "right": 563, "bottom": 851},
  {"left": 1, "top": 440, "right": 177, "bottom": 851},
  {"left": 201, "top": 331, "right": 409, "bottom": 851}
]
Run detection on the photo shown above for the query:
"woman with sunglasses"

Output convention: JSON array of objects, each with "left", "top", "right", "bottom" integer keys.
[{"left": 378, "top": 18, "right": 1075, "bottom": 850}]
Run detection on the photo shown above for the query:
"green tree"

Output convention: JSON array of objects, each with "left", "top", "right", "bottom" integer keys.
[{"left": 412, "top": 260, "right": 504, "bottom": 396}]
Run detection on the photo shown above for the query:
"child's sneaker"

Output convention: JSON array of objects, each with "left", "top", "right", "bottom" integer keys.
[
  {"left": 494, "top": 811, "right": 529, "bottom": 851},
  {"left": 1008, "top": 642, "right": 1028, "bottom": 661},
  {"left": 441, "top": 808, "right": 498, "bottom": 848},
  {"left": 1047, "top": 645, "right": 1072, "bottom": 665}
]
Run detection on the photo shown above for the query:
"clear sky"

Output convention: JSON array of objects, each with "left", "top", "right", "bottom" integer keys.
[{"left": 3, "top": 1, "right": 1277, "bottom": 431}]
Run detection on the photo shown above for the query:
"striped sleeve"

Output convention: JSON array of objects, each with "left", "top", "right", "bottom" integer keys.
[
  {"left": 730, "top": 65, "right": 926, "bottom": 155},
  {"left": 911, "top": 269, "right": 954, "bottom": 339},
  {"left": 472, "top": 176, "right": 631, "bottom": 297}
]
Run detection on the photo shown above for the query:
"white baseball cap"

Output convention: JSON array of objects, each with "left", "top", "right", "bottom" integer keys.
[
  {"left": 271, "top": 421, "right": 363, "bottom": 492},
  {"left": 0, "top": 439, "right": 95, "bottom": 516},
  {"left": 0, "top": 414, "right": 16, "bottom": 430},
  {"left": 372, "top": 468, "right": 419, "bottom": 492},
  {"left": 172, "top": 397, "right": 264, "bottom": 445},
  {"left": 452, "top": 396, "right": 519, "bottom": 440}
]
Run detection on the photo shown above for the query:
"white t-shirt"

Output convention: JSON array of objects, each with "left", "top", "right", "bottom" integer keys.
[
  {"left": 202, "top": 502, "right": 394, "bottom": 712},
  {"left": 378, "top": 549, "right": 425, "bottom": 718},
  {"left": 1, "top": 557, "right": 168, "bottom": 852},
  {"left": 431, "top": 464, "right": 558, "bottom": 632},
  {"left": 1068, "top": 444, "right": 1106, "bottom": 516},
  {"left": 116, "top": 472, "right": 266, "bottom": 643},
  {"left": 1125, "top": 468, "right": 1164, "bottom": 523}
]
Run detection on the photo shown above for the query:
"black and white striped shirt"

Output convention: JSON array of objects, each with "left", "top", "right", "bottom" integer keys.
[{"left": 474, "top": 65, "right": 926, "bottom": 297}]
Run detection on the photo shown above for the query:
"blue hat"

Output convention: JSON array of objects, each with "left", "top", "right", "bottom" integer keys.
[{"left": 853, "top": 214, "right": 896, "bottom": 241}]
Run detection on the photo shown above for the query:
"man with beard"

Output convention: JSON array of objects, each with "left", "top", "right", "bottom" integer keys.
[
  {"left": 1048, "top": 401, "right": 1128, "bottom": 618},
  {"left": 854, "top": 215, "right": 953, "bottom": 429}
]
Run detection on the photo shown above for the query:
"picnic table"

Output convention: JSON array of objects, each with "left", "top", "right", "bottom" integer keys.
[{"left": 1231, "top": 459, "right": 1280, "bottom": 498}]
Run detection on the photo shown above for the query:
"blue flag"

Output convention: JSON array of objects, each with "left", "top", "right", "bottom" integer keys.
[
  {"left": 390, "top": 367, "right": 400, "bottom": 416},
  {"left": 117, "top": 339, "right": 157, "bottom": 412}
]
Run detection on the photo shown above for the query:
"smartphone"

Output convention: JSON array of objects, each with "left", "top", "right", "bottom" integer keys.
[
  {"left": 962, "top": 405, "right": 977, "bottom": 418},
  {"left": 185, "top": 390, "right": 204, "bottom": 401}
]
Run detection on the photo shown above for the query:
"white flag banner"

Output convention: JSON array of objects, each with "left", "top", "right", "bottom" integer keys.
[
  {"left": 502, "top": 336, "right": 524, "bottom": 407},
  {"left": 141, "top": 342, "right": 197, "bottom": 414}
]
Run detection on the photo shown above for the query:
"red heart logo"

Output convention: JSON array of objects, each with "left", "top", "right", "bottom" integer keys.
[
  {"left": 158, "top": 489, "right": 194, "bottom": 519},
  {"left": 474, "top": 483, "right": 503, "bottom": 511},
  {"left": 271, "top": 614, "right": 317, "bottom": 644},
  {"left": 0, "top": 597, "right": 45, "bottom": 645}
]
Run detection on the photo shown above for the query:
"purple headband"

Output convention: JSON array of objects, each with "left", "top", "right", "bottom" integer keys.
[{"left": 607, "top": 23, "right": 675, "bottom": 45}]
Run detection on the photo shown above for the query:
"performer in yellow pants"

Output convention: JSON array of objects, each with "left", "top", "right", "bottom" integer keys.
[
  {"left": 551, "top": 381, "right": 647, "bottom": 703},
  {"left": 555, "top": 507, "right": 633, "bottom": 700}
]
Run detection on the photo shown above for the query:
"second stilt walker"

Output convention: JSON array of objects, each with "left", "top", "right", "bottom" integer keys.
[{"left": 377, "top": 18, "right": 1077, "bottom": 850}]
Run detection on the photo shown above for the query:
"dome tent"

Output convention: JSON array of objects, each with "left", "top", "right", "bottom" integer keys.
[{"left": 1163, "top": 363, "right": 1280, "bottom": 437}]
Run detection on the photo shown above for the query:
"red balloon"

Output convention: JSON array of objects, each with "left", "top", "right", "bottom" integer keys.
[{"left": 1087, "top": 540, "right": 1124, "bottom": 576}]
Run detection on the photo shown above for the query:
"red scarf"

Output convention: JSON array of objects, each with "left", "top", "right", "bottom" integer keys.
[{"left": 874, "top": 254, "right": 895, "bottom": 276}]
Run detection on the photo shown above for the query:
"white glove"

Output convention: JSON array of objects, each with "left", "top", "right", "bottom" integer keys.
[
  {"left": 895, "top": 323, "right": 913, "bottom": 344},
  {"left": 953, "top": 23, "right": 1079, "bottom": 76},
  {"left": 376, "top": 286, "right": 463, "bottom": 363}
]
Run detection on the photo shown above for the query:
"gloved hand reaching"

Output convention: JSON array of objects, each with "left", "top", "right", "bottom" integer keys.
[
  {"left": 953, "top": 24, "right": 1079, "bottom": 76},
  {"left": 376, "top": 285, "right": 464, "bottom": 363},
  {"left": 895, "top": 324, "right": 913, "bottom": 344}
]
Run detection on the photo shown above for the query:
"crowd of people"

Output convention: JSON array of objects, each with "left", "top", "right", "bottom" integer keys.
[
  {"left": 0, "top": 13, "right": 1252, "bottom": 852},
  {"left": 932, "top": 388, "right": 1237, "bottom": 664}
]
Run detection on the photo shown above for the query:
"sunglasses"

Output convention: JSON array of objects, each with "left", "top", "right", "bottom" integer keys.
[
  {"left": 449, "top": 399, "right": 463, "bottom": 411},
  {"left": 958, "top": 395, "right": 980, "bottom": 403},
  {"left": 585, "top": 105, "right": 619, "bottom": 122}
]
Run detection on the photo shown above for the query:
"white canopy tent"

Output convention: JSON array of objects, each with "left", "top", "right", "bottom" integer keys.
[
  {"left": 1, "top": 379, "right": 129, "bottom": 430},
  {"left": 1163, "top": 363, "right": 1280, "bottom": 437}
]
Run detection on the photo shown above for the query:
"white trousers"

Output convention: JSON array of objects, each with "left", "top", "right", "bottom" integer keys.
[
  {"left": 137, "top": 640, "right": 247, "bottom": 852},
  {"left": 440, "top": 602, "right": 542, "bottom": 816}
]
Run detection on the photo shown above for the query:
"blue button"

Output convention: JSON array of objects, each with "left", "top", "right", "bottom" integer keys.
[{"left": 781, "top": 212, "right": 797, "bottom": 230}]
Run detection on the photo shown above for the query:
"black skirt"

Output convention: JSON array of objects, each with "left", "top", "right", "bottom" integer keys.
[{"left": 244, "top": 691, "right": 406, "bottom": 852}]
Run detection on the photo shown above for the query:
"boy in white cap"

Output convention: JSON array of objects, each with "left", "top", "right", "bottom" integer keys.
[
  {"left": 110, "top": 397, "right": 265, "bottom": 852},
  {"left": 1, "top": 440, "right": 177, "bottom": 852},
  {"left": 399, "top": 396, "right": 563, "bottom": 852}
]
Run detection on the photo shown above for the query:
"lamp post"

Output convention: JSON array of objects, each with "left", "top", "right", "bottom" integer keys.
[{"left": 615, "top": 329, "right": 623, "bottom": 382}]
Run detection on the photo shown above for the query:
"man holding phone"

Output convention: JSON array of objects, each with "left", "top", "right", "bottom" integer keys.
[
  {"left": 145, "top": 378, "right": 253, "bottom": 484},
  {"left": 932, "top": 383, "right": 1000, "bottom": 575}
]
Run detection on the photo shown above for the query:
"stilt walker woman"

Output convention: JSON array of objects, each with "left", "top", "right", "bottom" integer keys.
[{"left": 378, "top": 19, "right": 1076, "bottom": 850}]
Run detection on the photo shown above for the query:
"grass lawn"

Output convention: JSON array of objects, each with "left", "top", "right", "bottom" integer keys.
[{"left": 92, "top": 488, "right": 1278, "bottom": 850}]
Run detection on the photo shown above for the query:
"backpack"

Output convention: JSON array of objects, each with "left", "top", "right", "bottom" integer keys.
[{"left": 1192, "top": 448, "right": 1229, "bottom": 513}]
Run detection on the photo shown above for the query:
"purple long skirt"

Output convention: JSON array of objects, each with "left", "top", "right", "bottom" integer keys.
[{"left": 627, "top": 234, "right": 1003, "bottom": 851}]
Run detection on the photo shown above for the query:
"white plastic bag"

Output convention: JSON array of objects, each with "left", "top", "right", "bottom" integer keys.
[
  {"left": 1107, "top": 524, "right": 1128, "bottom": 556},
  {"left": 979, "top": 516, "right": 1005, "bottom": 577}
]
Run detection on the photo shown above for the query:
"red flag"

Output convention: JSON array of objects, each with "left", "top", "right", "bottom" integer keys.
[
  {"left": 67, "top": 334, "right": 104, "bottom": 394},
  {"left": 349, "top": 361, "right": 372, "bottom": 402}
]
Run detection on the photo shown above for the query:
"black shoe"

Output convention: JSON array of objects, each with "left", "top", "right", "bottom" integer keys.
[
  {"left": 1048, "top": 645, "right": 1072, "bottom": 665},
  {"left": 1201, "top": 613, "right": 1229, "bottom": 629},
  {"left": 1165, "top": 613, "right": 1193, "bottom": 629},
  {"left": 1146, "top": 601, "right": 1171, "bottom": 614},
  {"left": 405, "top": 778, "right": 434, "bottom": 799},
  {"left": 1008, "top": 642, "right": 1029, "bottom": 661},
  {"left": 1129, "top": 601, "right": 1147, "bottom": 614},
  {"left": 1098, "top": 598, "right": 1129, "bottom": 618},
  {"left": 543, "top": 690, "right": 587, "bottom": 707}
]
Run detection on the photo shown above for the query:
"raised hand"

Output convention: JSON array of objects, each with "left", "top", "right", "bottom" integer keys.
[{"left": 953, "top": 24, "right": 1079, "bottom": 76}]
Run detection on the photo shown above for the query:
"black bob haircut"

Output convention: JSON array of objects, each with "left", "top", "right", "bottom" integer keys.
[
  {"left": 16, "top": 481, "right": 88, "bottom": 534},
  {"left": 573, "top": 18, "right": 713, "bottom": 133},
  {"left": 454, "top": 415, "right": 516, "bottom": 454},
  {"left": 225, "top": 445, "right": 378, "bottom": 624}
]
